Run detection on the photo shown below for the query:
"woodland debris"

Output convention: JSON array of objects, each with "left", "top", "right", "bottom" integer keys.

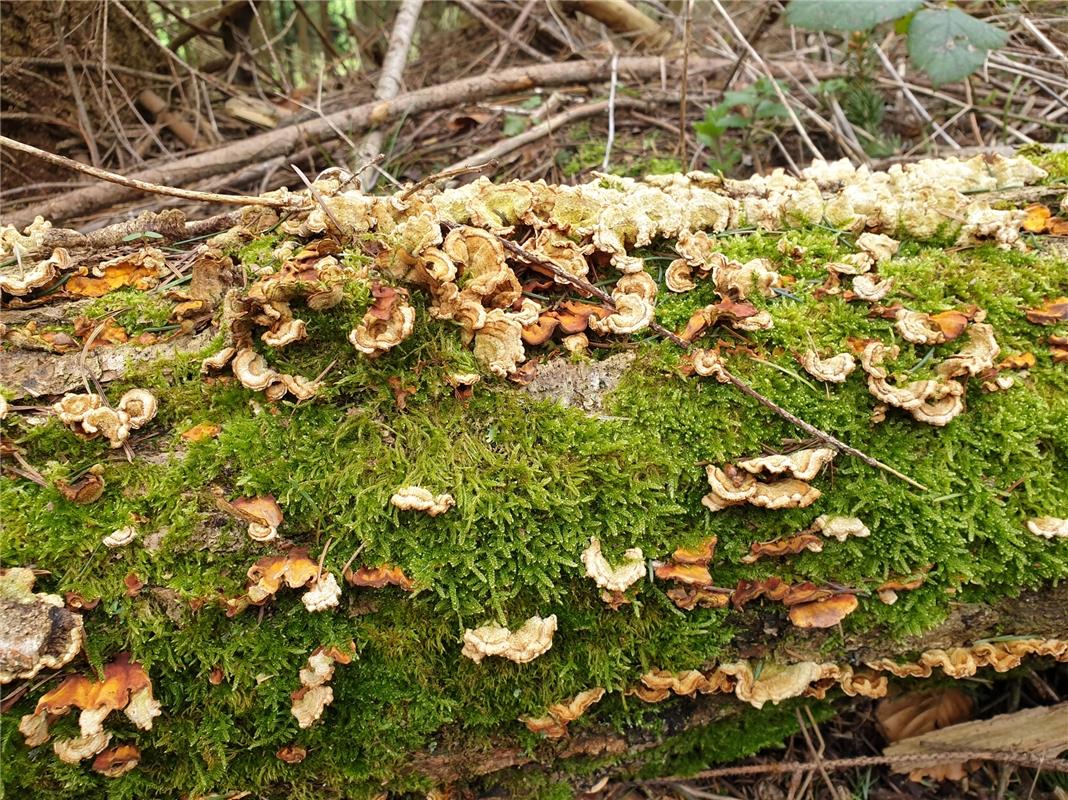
[{"left": 1026, "top": 517, "right": 1068, "bottom": 539}]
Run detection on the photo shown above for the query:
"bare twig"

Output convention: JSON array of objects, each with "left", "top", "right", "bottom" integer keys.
[
  {"left": 291, "top": 164, "right": 343, "bottom": 233},
  {"left": 455, "top": 0, "right": 552, "bottom": 63},
  {"left": 0, "top": 136, "right": 306, "bottom": 210},
  {"left": 401, "top": 160, "right": 499, "bottom": 199},
  {"left": 601, "top": 54, "right": 620, "bottom": 172},
  {"left": 678, "top": 0, "right": 693, "bottom": 165},
  {"left": 357, "top": 0, "right": 425, "bottom": 191}
]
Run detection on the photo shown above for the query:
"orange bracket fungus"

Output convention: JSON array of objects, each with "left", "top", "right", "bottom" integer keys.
[{"left": 521, "top": 687, "right": 605, "bottom": 738}]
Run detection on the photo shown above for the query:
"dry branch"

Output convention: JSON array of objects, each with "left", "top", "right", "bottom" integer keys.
[
  {"left": 2, "top": 56, "right": 763, "bottom": 228},
  {"left": 356, "top": 0, "right": 425, "bottom": 191},
  {"left": 566, "top": 0, "right": 672, "bottom": 49}
]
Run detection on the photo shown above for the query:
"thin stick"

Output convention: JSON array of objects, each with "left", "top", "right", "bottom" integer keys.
[
  {"left": 601, "top": 54, "right": 620, "bottom": 172},
  {"left": 678, "top": 0, "right": 693, "bottom": 165},
  {"left": 1, "top": 136, "right": 305, "bottom": 210},
  {"left": 357, "top": 0, "right": 425, "bottom": 191},
  {"left": 400, "top": 160, "right": 499, "bottom": 200},
  {"left": 315, "top": 537, "right": 334, "bottom": 583},
  {"left": 340, "top": 544, "right": 367, "bottom": 579},
  {"left": 485, "top": 228, "right": 927, "bottom": 491},
  {"left": 636, "top": 752, "right": 1068, "bottom": 784},
  {"left": 291, "top": 164, "right": 343, "bottom": 233},
  {"left": 455, "top": 0, "right": 552, "bottom": 63},
  {"left": 709, "top": 0, "right": 823, "bottom": 161}
]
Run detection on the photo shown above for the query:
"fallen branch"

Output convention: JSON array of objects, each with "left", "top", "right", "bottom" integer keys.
[
  {"left": 0, "top": 136, "right": 304, "bottom": 212},
  {"left": 4, "top": 56, "right": 760, "bottom": 228},
  {"left": 489, "top": 229, "right": 927, "bottom": 491},
  {"left": 566, "top": 0, "right": 672, "bottom": 49}
]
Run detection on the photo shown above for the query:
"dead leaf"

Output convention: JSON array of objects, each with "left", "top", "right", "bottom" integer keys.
[
  {"left": 209, "top": 667, "right": 224, "bottom": 685},
  {"left": 877, "top": 688, "right": 974, "bottom": 743},
  {"left": 1021, "top": 204, "right": 1051, "bottom": 233},
  {"left": 928, "top": 310, "right": 970, "bottom": 342},
  {"left": 66, "top": 249, "right": 163, "bottom": 297},
  {"left": 1025, "top": 297, "right": 1068, "bottom": 325},
  {"left": 65, "top": 592, "right": 100, "bottom": 611},
  {"left": 787, "top": 593, "right": 858, "bottom": 628},
  {"left": 56, "top": 467, "right": 105, "bottom": 504},
  {"left": 387, "top": 376, "right": 416, "bottom": 411},
  {"left": 180, "top": 422, "right": 221, "bottom": 442},
  {"left": 124, "top": 573, "right": 144, "bottom": 597},
  {"left": 39, "top": 331, "right": 81, "bottom": 352},
  {"left": 998, "top": 352, "right": 1036, "bottom": 370},
  {"left": 276, "top": 744, "right": 307, "bottom": 764}
]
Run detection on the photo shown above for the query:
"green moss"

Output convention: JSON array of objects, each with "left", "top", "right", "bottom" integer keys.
[
  {"left": 3, "top": 218, "right": 1067, "bottom": 798},
  {"left": 83, "top": 289, "right": 176, "bottom": 334}
]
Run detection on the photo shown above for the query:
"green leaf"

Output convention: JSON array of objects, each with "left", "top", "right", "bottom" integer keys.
[
  {"left": 907, "top": 8, "right": 1008, "bottom": 85},
  {"left": 142, "top": 230, "right": 164, "bottom": 239},
  {"left": 502, "top": 114, "right": 528, "bottom": 137},
  {"left": 121, "top": 232, "right": 143, "bottom": 242},
  {"left": 787, "top": 0, "right": 922, "bottom": 31}
]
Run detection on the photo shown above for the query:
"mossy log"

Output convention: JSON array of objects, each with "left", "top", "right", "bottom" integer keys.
[{"left": 2, "top": 152, "right": 1067, "bottom": 799}]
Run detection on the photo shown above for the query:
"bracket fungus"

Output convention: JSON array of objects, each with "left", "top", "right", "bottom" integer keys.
[
  {"left": 102, "top": 526, "right": 137, "bottom": 548},
  {"left": 390, "top": 486, "right": 455, "bottom": 516},
  {"left": 92, "top": 743, "right": 141, "bottom": 777},
  {"left": 521, "top": 687, "right": 605, "bottom": 738},
  {"left": 231, "top": 349, "right": 279, "bottom": 392},
  {"left": 262, "top": 318, "right": 308, "bottom": 348},
  {"left": 1026, "top": 517, "right": 1068, "bottom": 539},
  {"left": 0, "top": 247, "right": 67, "bottom": 296},
  {"left": 349, "top": 284, "right": 417, "bottom": 357},
  {"left": 799, "top": 351, "right": 855, "bottom": 383},
  {"left": 19, "top": 653, "right": 161, "bottom": 752},
  {"left": 291, "top": 645, "right": 353, "bottom": 728},
  {"left": 301, "top": 572, "right": 342, "bottom": 612},
  {"left": 231, "top": 549, "right": 320, "bottom": 614},
  {"left": 117, "top": 389, "right": 158, "bottom": 429},
  {"left": 787, "top": 593, "right": 859, "bottom": 628},
  {"left": 581, "top": 538, "right": 645, "bottom": 595},
  {"left": 850, "top": 273, "right": 894, "bottom": 302},
  {"left": 665, "top": 259, "right": 696, "bottom": 293},
  {"left": 894, "top": 308, "right": 969, "bottom": 345},
  {"left": 222, "top": 494, "right": 284, "bottom": 542},
  {"left": 461, "top": 614, "right": 557, "bottom": 664},
  {"left": 866, "top": 639, "right": 1068, "bottom": 680},
  {"left": 855, "top": 232, "right": 900, "bottom": 264},
  {"left": 54, "top": 732, "right": 113, "bottom": 764},
  {"left": 0, "top": 568, "right": 84, "bottom": 684},
  {"left": 740, "top": 533, "right": 824, "bottom": 563},
  {"left": 344, "top": 564, "right": 414, "bottom": 591},
  {"left": 812, "top": 515, "right": 871, "bottom": 542},
  {"left": 736, "top": 447, "right": 837, "bottom": 481}
]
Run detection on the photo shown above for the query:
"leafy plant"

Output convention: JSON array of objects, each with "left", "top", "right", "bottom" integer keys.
[
  {"left": 787, "top": 1, "right": 1008, "bottom": 85},
  {"left": 694, "top": 78, "right": 789, "bottom": 174}
]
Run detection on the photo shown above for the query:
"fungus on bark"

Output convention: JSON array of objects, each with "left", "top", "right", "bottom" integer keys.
[
  {"left": 390, "top": 486, "right": 455, "bottom": 516},
  {"left": 0, "top": 568, "right": 84, "bottom": 684}
]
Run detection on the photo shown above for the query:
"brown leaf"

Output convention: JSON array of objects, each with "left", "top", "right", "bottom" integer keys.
[
  {"left": 787, "top": 593, "right": 858, "bottom": 628},
  {"left": 929, "top": 310, "right": 970, "bottom": 342},
  {"left": 1021, "top": 204, "right": 1051, "bottom": 233},
  {"left": 209, "top": 667, "right": 224, "bottom": 685},
  {"left": 387, "top": 376, "right": 416, "bottom": 411},
  {"left": 877, "top": 688, "right": 974, "bottom": 743},
  {"left": 66, "top": 250, "right": 162, "bottom": 297},
  {"left": 344, "top": 565, "right": 413, "bottom": 591},
  {"left": 740, "top": 533, "right": 824, "bottom": 563},
  {"left": 1049, "top": 217, "right": 1068, "bottom": 236},
  {"left": 1025, "top": 296, "right": 1068, "bottom": 325},
  {"left": 276, "top": 744, "right": 307, "bottom": 764},
  {"left": 998, "top": 352, "right": 1036, "bottom": 370},
  {"left": 180, "top": 422, "right": 221, "bottom": 442},
  {"left": 39, "top": 331, "right": 81, "bottom": 352},
  {"left": 124, "top": 572, "right": 144, "bottom": 597},
  {"left": 56, "top": 467, "right": 105, "bottom": 504},
  {"left": 65, "top": 592, "right": 100, "bottom": 611}
]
